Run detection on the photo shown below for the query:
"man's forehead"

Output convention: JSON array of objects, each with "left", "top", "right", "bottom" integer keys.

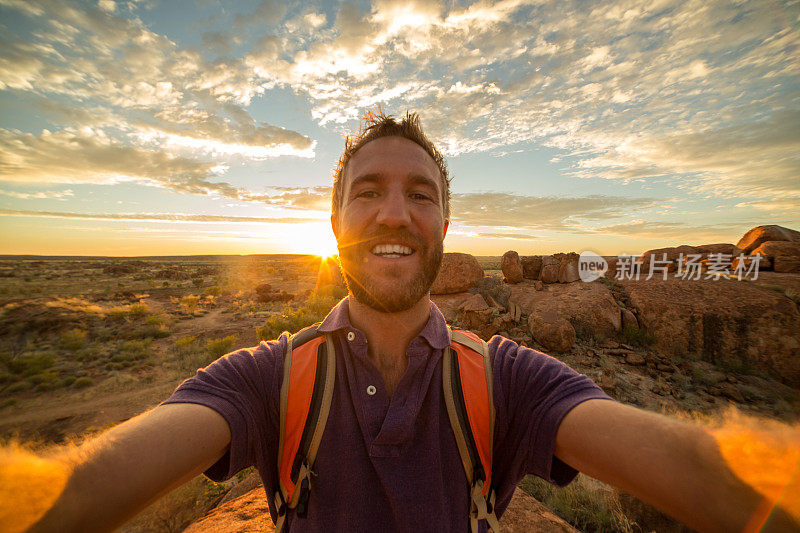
[{"left": 344, "top": 136, "right": 441, "bottom": 185}]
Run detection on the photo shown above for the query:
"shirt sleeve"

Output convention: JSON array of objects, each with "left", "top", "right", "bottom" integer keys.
[
  {"left": 489, "top": 335, "right": 613, "bottom": 488},
  {"left": 161, "top": 334, "right": 287, "bottom": 482}
]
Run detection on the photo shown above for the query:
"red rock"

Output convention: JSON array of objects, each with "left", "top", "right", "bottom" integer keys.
[
  {"left": 510, "top": 282, "right": 622, "bottom": 340},
  {"left": 501, "top": 487, "right": 579, "bottom": 532},
  {"left": 736, "top": 225, "right": 800, "bottom": 255},
  {"left": 539, "top": 256, "right": 560, "bottom": 284},
  {"left": 501, "top": 251, "right": 524, "bottom": 284},
  {"left": 621, "top": 308, "right": 638, "bottom": 331},
  {"left": 430, "top": 253, "right": 484, "bottom": 294},
  {"left": 528, "top": 309, "right": 576, "bottom": 353},
  {"left": 184, "top": 487, "right": 274, "bottom": 533},
  {"left": 641, "top": 245, "right": 699, "bottom": 273},
  {"left": 521, "top": 255, "right": 542, "bottom": 280},
  {"left": 458, "top": 293, "right": 492, "bottom": 330},
  {"left": 694, "top": 243, "right": 738, "bottom": 256},
  {"left": 752, "top": 241, "right": 800, "bottom": 273},
  {"left": 555, "top": 252, "right": 580, "bottom": 283},
  {"left": 620, "top": 276, "right": 800, "bottom": 387},
  {"left": 626, "top": 353, "right": 645, "bottom": 365}
]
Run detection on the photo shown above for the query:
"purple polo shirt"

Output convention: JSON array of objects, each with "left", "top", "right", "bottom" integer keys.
[{"left": 163, "top": 298, "right": 611, "bottom": 531}]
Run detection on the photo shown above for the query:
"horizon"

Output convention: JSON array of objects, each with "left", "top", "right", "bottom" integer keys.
[{"left": 1, "top": 0, "right": 798, "bottom": 257}]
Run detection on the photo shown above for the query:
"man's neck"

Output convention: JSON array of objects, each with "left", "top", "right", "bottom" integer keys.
[{"left": 347, "top": 295, "right": 432, "bottom": 397}]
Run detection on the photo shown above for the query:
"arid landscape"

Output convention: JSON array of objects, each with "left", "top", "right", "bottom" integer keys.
[{"left": 2, "top": 225, "right": 800, "bottom": 532}]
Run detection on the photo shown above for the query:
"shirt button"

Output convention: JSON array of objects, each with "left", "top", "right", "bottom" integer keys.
[
  {"left": 367, "top": 385, "right": 376, "bottom": 395},
  {"left": 346, "top": 331, "right": 355, "bottom": 341}
]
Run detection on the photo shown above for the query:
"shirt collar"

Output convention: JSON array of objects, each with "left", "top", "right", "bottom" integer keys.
[{"left": 318, "top": 296, "right": 451, "bottom": 350}]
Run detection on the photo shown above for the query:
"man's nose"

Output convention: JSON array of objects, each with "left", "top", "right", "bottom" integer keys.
[{"left": 375, "top": 190, "right": 412, "bottom": 227}]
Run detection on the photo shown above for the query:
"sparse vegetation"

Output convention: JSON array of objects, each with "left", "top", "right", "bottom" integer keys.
[{"left": 620, "top": 324, "right": 654, "bottom": 347}]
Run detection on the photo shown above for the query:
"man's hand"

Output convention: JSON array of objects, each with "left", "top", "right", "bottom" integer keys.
[
  {"left": 2, "top": 403, "right": 230, "bottom": 533},
  {"left": 555, "top": 399, "right": 800, "bottom": 532}
]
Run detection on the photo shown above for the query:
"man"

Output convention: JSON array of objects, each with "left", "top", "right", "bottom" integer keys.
[{"left": 18, "top": 112, "right": 798, "bottom": 532}]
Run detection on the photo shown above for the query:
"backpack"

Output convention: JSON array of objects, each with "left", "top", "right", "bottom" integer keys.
[{"left": 273, "top": 324, "right": 501, "bottom": 533}]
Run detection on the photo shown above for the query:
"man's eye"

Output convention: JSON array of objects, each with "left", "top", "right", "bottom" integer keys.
[
  {"left": 411, "top": 192, "right": 433, "bottom": 202},
  {"left": 356, "top": 190, "right": 378, "bottom": 199}
]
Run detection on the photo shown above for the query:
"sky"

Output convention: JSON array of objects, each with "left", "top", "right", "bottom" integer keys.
[{"left": 0, "top": 0, "right": 798, "bottom": 257}]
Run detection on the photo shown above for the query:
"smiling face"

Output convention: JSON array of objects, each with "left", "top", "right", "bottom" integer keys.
[{"left": 332, "top": 136, "right": 449, "bottom": 313}]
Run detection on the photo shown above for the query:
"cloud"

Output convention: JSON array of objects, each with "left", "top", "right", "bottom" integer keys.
[
  {"left": 451, "top": 193, "right": 658, "bottom": 230},
  {"left": 233, "top": 0, "right": 288, "bottom": 29},
  {"left": 0, "top": 209, "right": 323, "bottom": 224},
  {"left": 0, "top": 188, "right": 73, "bottom": 200},
  {"left": 0, "top": 128, "right": 241, "bottom": 196},
  {"left": 242, "top": 0, "right": 798, "bottom": 209},
  {"left": 0, "top": 0, "right": 314, "bottom": 168},
  {"left": 475, "top": 232, "right": 538, "bottom": 240},
  {"left": 580, "top": 219, "right": 752, "bottom": 242}
]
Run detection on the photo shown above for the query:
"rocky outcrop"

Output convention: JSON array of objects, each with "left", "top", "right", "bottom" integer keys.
[
  {"left": 752, "top": 241, "right": 800, "bottom": 273},
  {"left": 736, "top": 225, "right": 800, "bottom": 255},
  {"left": 539, "top": 256, "right": 560, "bottom": 284},
  {"left": 528, "top": 309, "right": 576, "bottom": 353},
  {"left": 185, "top": 482, "right": 577, "bottom": 533},
  {"left": 521, "top": 255, "right": 542, "bottom": 280},
  {"left": 501, "top": 251, "right": 524, "bottom": 284},
  {"left": 431, "top": 253, "right": 484, "bottom": 294},
  {"left": 510, "top": 281, "right": 622, "bottom": 340},
  {"left": 640, "top": 245, "right": 698, "bottom": 272},
  {"left": 621, "top": 275, "right": 800, "bottom": 386},
  {"left": 458, "top": 293, "right": 493, "bottom": 330},
  {"left": 556, "top": 253, "right": 580, "bottom": 283}
]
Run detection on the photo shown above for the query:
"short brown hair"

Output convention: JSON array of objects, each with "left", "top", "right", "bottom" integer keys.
[{"left": 331, "top": 110, "right": 451, "bottom": 222}]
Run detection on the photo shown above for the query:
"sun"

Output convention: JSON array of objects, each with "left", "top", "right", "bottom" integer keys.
[{"left": 305, "top": 224, "right": 339, "bottom": 259}]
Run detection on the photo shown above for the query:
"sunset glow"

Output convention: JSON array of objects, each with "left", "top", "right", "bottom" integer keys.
[{"left": 0, "top": 0, "right": 797, "bottom": 256}]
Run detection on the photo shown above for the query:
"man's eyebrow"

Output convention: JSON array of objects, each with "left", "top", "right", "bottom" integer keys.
[{"left": 349, "top": 173, "right": 381, "bottom": 190}]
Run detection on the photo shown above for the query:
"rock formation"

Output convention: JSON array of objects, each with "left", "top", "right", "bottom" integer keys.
[
  {"left": 430, "top": 252, "right": 484, "bottom": 294},
  {"left": 501, "top": 251, "right": 524, "bottom": 284},
  {"left": 736, "top": 225, "right": 800, "bottom": 255}
]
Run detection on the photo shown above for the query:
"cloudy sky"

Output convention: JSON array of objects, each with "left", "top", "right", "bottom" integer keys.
[{"left": 0, "top": 0, "right": 798, "bottom": 257}]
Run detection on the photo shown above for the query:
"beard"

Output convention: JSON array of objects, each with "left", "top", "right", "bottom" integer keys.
[{"left": 337, "top": 228, "right": 443, "bottom": 313}]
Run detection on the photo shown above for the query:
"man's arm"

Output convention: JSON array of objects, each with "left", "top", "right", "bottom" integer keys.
[
  {"left": 10, "top": 403, "right": 231, "bottom": 533},
  {"left": 555, "top": 399, "right": 798, "bottom": 532}
]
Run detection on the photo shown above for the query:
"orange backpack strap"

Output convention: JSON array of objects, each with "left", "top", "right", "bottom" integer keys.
[
  {"left": 444, "top": 327, "right": 501, "bottom": 533},
  {"left": 274, "top": 324, "right": 336, "bottom": 532}
]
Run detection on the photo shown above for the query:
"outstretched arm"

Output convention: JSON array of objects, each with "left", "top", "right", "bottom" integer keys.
[
  {"left": 555, "top": 399, "right": 799, "bottom": 532},
  {"left": 4, "top": 403, "right": 230, "bottom": 533}
]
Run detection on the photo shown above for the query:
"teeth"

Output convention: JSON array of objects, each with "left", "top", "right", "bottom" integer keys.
[{"left": 371, "top": 244, "right": 413, "bottom": 257}]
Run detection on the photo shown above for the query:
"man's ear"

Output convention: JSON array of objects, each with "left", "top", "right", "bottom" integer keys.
[{"left": 442, "top": 220, "right": 449, "bottom": 239}]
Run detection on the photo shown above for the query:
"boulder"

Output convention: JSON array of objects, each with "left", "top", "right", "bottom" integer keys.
[
  {"left": 620, "top": 276, "right": 800, "bottom": 387},
  {"left": 621, "top": 308, "right": 638, "bottom": 331},
  {"left": 510, "top": 282, "right": 622, "bottom": 340},
  {"left": 501, "top": 251, "right": 524, "bottom": 284},
  {"left": 521, "top": 255, "right": 543, "bottom": 280},
  {"left": 184, "top": 487, "right": 274, "bottom": 533},
  {"left": 528, "top": 309, "right": 576, "bottom": 353},
  {"left": 458, "top": 293, "right": 492, "bottom": 330},
  {"left": 641, "top": 245, "right": 699, "bottom": 273},
  {"left": 501, "top": 487, "right": 579, "bottom": 532},
  {"left": 539, "top": 256, "right": 560, "bottom": 284},
  {"left": 471, "top": 276, "right": 511, "bottom": 308},
  {"left": 736, "top": 225, "right": 800, "bottom": 255},
  {"left": 752, "top": 241, "right": 800, "bottom": 273},
  {"left": 694, "top": 243, "right": 738, "bottom": 256},
  {"left": 555, "top": 252, "right": 580, "bottom": 283},
  {"left": 431, "top": 253, "right": 484, "bottom": 294}
]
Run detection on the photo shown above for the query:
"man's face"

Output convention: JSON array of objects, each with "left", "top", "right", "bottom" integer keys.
[{"left": 332, "top": 136, "right": 449, "bottom": 313}]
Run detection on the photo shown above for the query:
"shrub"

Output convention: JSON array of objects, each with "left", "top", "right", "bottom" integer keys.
[
  {"left": 206, "top": 336, "right": 236, "bottom": 359},
  {"left": 519, "top": 474, "right": 635, "bottom": 532},
  {"left": 4, "top": 381, "right": 33, "bottom": 394},
  {"left": 620, "top": 324, "right": 654, "bottom": 347},
  {"left": 192, "top": 277, "right": 204, "bottom": 288},
  {"left": 256, "top": 286, "right": 346, "bottom": 341},
  {"left": 59, "top": 328, "right": 88, "bottom": 350},
  {"left": 73, "top": 376, "right": 93, "bottom": 389},
  {"left": 180, "top": 295, "right": 200, "bottom": 314},
  {"left": 128, "top": 302, "right": 149, "bottom": 318},
  {"left": 6, "top": 353, "right": 55, "bottom": 376}
]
